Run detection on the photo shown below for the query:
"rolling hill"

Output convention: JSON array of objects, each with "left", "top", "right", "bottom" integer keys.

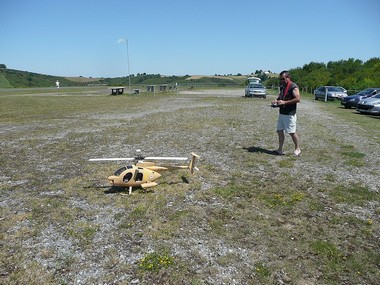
[{"left": 0, "top": 68, "right": 250, "bottom": 88}]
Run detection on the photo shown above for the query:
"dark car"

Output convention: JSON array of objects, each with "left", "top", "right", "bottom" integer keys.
[{"left": 341, "top": 88, "right": 380, "bottom": 109}]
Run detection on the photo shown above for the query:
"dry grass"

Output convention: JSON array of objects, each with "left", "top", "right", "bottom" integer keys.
[
  {"left": 1, "top": 88, "right": 379, "bottom": 284},
  {"left": 64, "top": 77, "right": 102, "bottom": 83},
  {"left": 186, "top": 75, "right": 235, "bottom": 81}
]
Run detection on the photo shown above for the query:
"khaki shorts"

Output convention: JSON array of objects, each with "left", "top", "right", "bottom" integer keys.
[{"left": 277, "top": 114, "right": 297, "bottom": 133}]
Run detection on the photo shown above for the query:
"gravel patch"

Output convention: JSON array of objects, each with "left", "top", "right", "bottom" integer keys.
[{"left": 1, "top": 89, "right": 379, "bottom": 284}]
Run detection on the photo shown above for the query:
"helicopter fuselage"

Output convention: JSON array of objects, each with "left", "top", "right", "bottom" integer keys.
[{"left": 107, "top": 164, "right": 162, "bottom": 189}]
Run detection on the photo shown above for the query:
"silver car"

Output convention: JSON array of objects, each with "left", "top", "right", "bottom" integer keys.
[
  {"left": 356, "top": 93, "right": 380, "bottom": 115},
  {"left": 314, "top": 86, "right": 348, "bottom": 100},
  {"left": 245, "top": 83, "right": 266, "bottom": 98}
]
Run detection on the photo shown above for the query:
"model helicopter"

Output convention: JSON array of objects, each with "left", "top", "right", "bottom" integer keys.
[{"left": 89, "top": 150, "right": 199, "bottom": 194}]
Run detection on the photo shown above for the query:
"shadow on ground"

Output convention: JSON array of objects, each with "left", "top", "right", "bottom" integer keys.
[{"left": 243, "top": 146, "right": 280, "bottom": 156}]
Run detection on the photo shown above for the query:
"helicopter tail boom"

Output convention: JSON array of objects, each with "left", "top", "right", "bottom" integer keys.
[{"left": 144, "top": 153, "right": 199, "bottom": 174}]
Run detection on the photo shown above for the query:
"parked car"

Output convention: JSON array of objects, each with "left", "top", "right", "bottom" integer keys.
[
  {"left": 314, "top": 86, "right": 348, "bottom": 100},
  {"left": 245, "top": 83, "right": 266, "bottom": 98},
  {"left": 336, "top": 86, "right": 347, "bottom": 93},
  {"left": 341, "top": 88, "right": 380, "bottom": 109},
  {"left": 356, "top": 93, "right": 380, "bottom": 115}
]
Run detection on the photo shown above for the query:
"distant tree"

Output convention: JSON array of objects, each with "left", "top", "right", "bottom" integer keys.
[
  {"left": 363, "top": 57, "right": 380, "bottom": 69},
  {"left": 327, "top": 58, "right": 363, "bottom": 85},
  {"left": 302, "top": 62, "right": 325, "bottom": 73},
  {"left": 264, "top": 76, "right": 279, "bottom": 88},
  {"left": 359, "top": 57, "right": 380, "bottom": 87},
  {"left": 293, "top": 62, "right": 329, "bottom": 91},
  {"left": 306, "top": 69, "right": 330, "bottom": 91},
  {"left": 257, "top": 72, "right": 268, "bottom": 82},
  {"left": 0, "top": 64, "right": 6, "bottom": 69}
]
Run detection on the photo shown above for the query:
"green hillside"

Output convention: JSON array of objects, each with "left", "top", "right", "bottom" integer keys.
[
  {"left": 101, "top": 74, "right": 247, "bottom": 87},
  {"left": 0, "top": 68, "right": 248, "bottom": 88},
  {"left": 0, "top": 73, "right": 12, "bottom": 88},
  {"left": 0, "top": 69, "right": 87, "bottom": 88}
]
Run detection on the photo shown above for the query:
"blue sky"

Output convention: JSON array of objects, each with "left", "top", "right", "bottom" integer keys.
[{"left": 1, "top": 0, "right": 379, "bottom": 78}]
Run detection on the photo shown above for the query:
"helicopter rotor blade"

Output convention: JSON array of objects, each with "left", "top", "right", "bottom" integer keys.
[
  {"left": 89, "top": 155, "right": 189, "bottom": 162},
  {"left": 89, "top": 158, "right": 135, "bottom": 162},
  {"left": 144, "top": 156, "right": 188, "bottom": 161}
]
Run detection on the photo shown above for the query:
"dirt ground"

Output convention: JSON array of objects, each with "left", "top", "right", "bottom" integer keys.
[{"left": 1, "top": 88, "right": 379, "bottom": 284}]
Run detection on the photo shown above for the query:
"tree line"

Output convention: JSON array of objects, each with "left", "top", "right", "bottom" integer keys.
[
  {"left": 264, "top": 57, "right": 380, "bottom": 93},
  {"left": 2, "top": 57, "right": 380, "bottom": 91}
]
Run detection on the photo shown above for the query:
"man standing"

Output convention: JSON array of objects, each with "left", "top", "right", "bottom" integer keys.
[
  {"left": 272, "top": 70, "right": 301, "bottom": 156},
  {"left": 55, "top": 80, "right": 60, "bottom": 90}
]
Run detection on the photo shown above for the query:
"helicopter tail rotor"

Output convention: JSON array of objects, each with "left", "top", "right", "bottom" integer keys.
[{"left": 189, "top": 152, "right": 200, "bottom": 174}]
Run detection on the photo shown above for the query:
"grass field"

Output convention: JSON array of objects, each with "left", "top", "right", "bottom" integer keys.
[{"left": 1, "top": 87, "right": 379, "bottom": 284}]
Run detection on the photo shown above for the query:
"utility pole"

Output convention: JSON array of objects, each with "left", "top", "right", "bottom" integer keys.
[{"left": 118, "top": 38, "right": 131, "bottom": 92}]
